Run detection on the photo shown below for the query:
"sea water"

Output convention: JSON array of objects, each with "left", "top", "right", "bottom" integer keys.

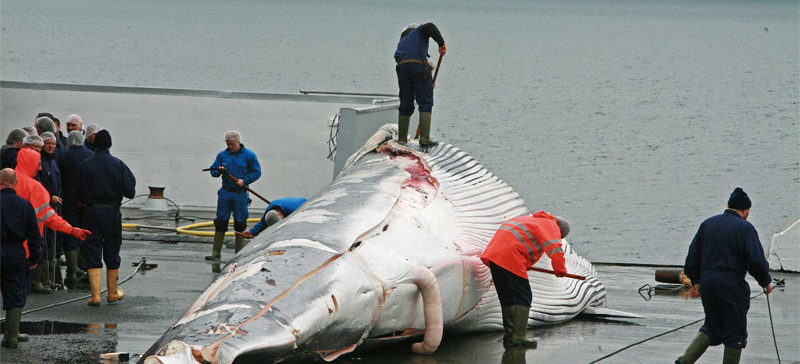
[{"left": 1, "top": 0, "right": 797, "bottom": 265}]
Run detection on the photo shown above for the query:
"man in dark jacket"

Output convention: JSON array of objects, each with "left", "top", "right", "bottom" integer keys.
[
  {"left": 394, "top": 22, "right": 446, "bottom": 146},
  {"left": 676, "top": 187, "right": 773, "bottom": 364},
  {"left": 77, "top": 130, "right": 136, "bottom": 306},
  {"left": 1, "top": 168, "right": 43, "bottom": 348},
  {"left": 58, "top": 130, "right": 94, "bottom": 289},
  {"left": 31, "top": 132, "right": 63, "bottom": 293},
  {"left": 1, "top": 129, "right": 27, "bottom": 169}
]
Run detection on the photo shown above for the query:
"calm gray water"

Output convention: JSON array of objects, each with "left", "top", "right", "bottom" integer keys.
[{"left": 1, "top": 0, "right": 798, "bottom": 265}]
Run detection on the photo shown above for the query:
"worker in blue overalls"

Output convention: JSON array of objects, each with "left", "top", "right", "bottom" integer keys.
[
  {"left": 237, "top": 197, "right": 306, "bottom": 239},
  {"left": 76, "top": 130, "right": 136, "bottom": 306},
  {"left": 1, "top": 168, "right": 43, "bottom": 348},
  {"left": 394, "top": 22, "right": 446, "bottom": 146},
  {"left": 206, "top": 130, "right": 261, "bottom": 260}
]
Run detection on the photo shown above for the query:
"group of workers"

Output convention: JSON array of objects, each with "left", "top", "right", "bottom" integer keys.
[
  {"left": 1, "top": 23, "right": 775, "bottom": 363},
  {"left": 1, "top": 113, "right": 135, "bottom": 348},
  {"left": 394, "top": 23, "right": 772, "bottom": 363}
]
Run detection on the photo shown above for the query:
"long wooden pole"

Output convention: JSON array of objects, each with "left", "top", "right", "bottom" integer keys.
[
  {"left": 203, "top": 168, "right": 271, "bottom": 204},
  {"left": 528, "top": 266, "right": 586, "bottom": 280},
  {"left": 415, "top": 54, "right": 445, "bottom": 139}
]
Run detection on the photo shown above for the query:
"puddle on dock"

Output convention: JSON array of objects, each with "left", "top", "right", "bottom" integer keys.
[{"left": 0, "top": 321, "right": 117, "bottom": 335}]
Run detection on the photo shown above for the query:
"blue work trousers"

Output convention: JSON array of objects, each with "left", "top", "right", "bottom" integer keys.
[
  {"left": 700, "top": 275, "right": 750, "bottom": 348},
  {"left": 396, "top": 62, "right": 433, "bottom": 116},
  {"left": 489, "top": 262, "right": 532, "bottom": 306},
  {"left": 61, "top": 206, "right": 84, "bottom": 252},
  {"left": 1, "top": 245, "right": 32, "bottom": 309},
  {"left": 81, "top": 207, "right": 122, "bottom": 270},
  {"left": 216, "top": 189, "right": 249, "bottom": 232}
]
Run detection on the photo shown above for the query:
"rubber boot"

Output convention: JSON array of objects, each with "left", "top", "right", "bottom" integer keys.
[
  {"left": 106, "top": 269, "right": 124, "bottom": 303},
  {"left": 52, "top": 257, "right": 64, "bottom": 290},
  {"left": 722, "top": 347, "right": 742, "bottom": 364},
  {"left": 30, "top": 264, "right": 52, "bottom": 294},
  {"left": 397, "top": 114, "right": 411, "bottom": 144},
  {"left": 205, "top": 231, "right": 224, "bottom": 260},
  {"left": 87, "top": 268, "right": 102, "bottom": 306},
  {"left": 234, "top": 234, "right": 246, "bottom": 253},
  {"left": 64, "top": 250, "right": 80, "bottom": 289},
  {"left": 1, "top": 308, "right": 21, "bottom": 348},
  {"left": 500, "top": 305, "right": 514, "bottom": 348},
  {"left": 509, "top": 305, "right": 537, "bottom": 348},
  {"left": 418, "top": 112, "right": 438, "bottom": 147},
  {"left": 675, "top": 332, "right": 711, "bottom": 364}
]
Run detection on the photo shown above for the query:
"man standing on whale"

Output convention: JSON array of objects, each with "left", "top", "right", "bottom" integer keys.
[{"left": 394, "top": 22, "right": 446, "bottom": 146}]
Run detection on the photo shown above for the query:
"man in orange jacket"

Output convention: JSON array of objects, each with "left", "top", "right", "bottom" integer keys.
[
  {"left": 13, "top": 149, "right": 90, "bottom": 286},
  {"left": 481, "top": 210, "right": 570, "bottom": 348}
]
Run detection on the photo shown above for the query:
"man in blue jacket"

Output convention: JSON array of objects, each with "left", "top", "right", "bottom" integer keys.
[
  {"left": 58, "top": 131, "right": 94, "bottom": 290},
  {"left": 676, "top": 187, "right": 773, "bottom": 364},
  {"left": 207, "top": 130, "right": 261, "bottom": 259},
  {"left": 1, "top": 168, "right": 43, "bottom": 348},
  {"left": 394, "top": 22, "right": 446, "bottom": 146},
  {"left": 77, "top": 130, "right": 136, "bottom": 306},
  {"left": 237, "top": 197, "right": 306, "bottom": 239}
]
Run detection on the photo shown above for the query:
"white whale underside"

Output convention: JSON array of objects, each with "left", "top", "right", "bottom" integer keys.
[{"left": 142, "top": 125, "right": 628, "bottom": 364}]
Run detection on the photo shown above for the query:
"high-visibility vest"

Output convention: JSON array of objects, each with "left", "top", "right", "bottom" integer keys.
[
  {"left": 481, "top": 210, "right": 566, "bottom": 279},
  {"left": 15, "top": 148, "right": 75, "bottom": 258}
]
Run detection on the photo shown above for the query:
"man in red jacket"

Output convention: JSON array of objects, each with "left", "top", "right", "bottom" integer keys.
[
  {"left": 481, "top": 210, "right": 570, "bottom": 348},
  {"left": 13, "top": 148, "right": 90, "bottom": 268}
]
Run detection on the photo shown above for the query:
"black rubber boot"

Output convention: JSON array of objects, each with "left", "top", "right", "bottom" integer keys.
[
  {"left": 2, "top": 308, "right": 22, "bottom": 348},
  {"left": 501, "top": 305, "right": 514, "bottom": 348},
  {"left": 722, "top": 346, "right": 742, "bottom": 364},
  {"left": 418, "top": 112, "right": 438, "bottom": 147},
  {"left": 397, "top": 114, "right": 411, "bottom": 144},
  {"left": 676, "top": 332, "right": 711, "bottom": 364},
  {"left": 235, "top": 234, "right": 246, "bottom": 253},
  {"left": 205, "top": 231, "right": 225, "bottom": 260},
  {"left": 30, "top": 263, "right": 52, "bottom": 294},
  {"left": 509, "top": 305, "right": 536, "bottom": 348}
]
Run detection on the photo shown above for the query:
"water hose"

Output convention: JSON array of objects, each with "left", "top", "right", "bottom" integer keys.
[
  {"left": 587, "top": 289, "right": 778, "bottom": 363},
  {"left": 1, "top": 258, "right": 150, "bottom": 322},
  {"left": 122, "top": 218, "right": 260, "bottom": 237},
  {"left": 766, "top": 293, "right": 782, "bottom": 364}
]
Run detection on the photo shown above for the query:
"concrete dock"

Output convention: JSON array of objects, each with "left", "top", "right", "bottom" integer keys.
[{"left": 2, "top": 238, "right": 797, "bottom": 364}]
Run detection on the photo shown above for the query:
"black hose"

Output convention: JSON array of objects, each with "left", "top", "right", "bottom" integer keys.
[
  {"left": 766, "top": 293, "right": 782, "bottom": 364},
  {"left": 0, "top": 259, "right": 148, "bottom": 322},
  {"left": 586, "top": 291, "right": 768, "bottom": 364}
]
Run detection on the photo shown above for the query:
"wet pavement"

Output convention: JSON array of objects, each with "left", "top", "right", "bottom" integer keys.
[{"left": 2, "top": 239, "right": 798, "bottom": 364}]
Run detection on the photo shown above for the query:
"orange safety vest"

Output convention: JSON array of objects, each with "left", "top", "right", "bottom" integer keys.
[
  {"left": 481, "top": 210, "right": 566, "bottom": 279},
  {"left": 14, "top": 148, "right": 75, "bottom": 258}
]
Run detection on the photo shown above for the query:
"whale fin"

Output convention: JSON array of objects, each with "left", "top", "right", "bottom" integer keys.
[{"left": 580, "top": 307, "right": 644, "bottom": 319}]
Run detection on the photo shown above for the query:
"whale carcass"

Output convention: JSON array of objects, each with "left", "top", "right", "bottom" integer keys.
[{"left": 142, "top": 125, "right": 632, "bottom": 364}]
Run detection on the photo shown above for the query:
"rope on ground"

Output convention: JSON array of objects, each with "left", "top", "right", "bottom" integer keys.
[
  {"left": 0, "top": 258, "right": 148, "bottom": 323},
  {"left": 586, "top": 291, "right": 767, "bottom": 364}
]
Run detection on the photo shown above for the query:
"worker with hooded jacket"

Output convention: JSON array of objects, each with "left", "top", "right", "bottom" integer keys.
[
  {"left": 76, "top": 130, "right": 136, "bottom": 306},
  {"left": 676, "top": 187, "right": 773, "bottom": 364},
  {"left": 480, "top": 210, "right": 569, "bottom": 348},
  {"left": 206, "top": 130, "right": 261, "bottom": 260},
  {"left": 394, "top": 22, "right": 446, "bottom": 147},
  {"left": 1, "top": 168, "right": 43, "bottom": 349},
  {"left": 13, "top": 149, "right": 91, "bottom": 294},
  {"left": 237, "top": 197, "right": 306, "bottom": 239}
]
